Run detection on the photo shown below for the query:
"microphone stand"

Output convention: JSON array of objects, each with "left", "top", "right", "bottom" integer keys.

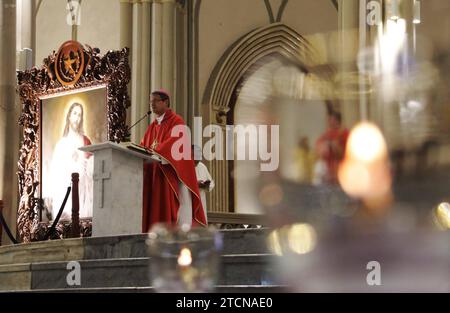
[{"left": 128, "top": 111, "right": 152, "bottom": 132}]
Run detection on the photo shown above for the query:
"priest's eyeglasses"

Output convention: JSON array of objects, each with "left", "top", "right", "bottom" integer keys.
[{"left": 150, "top": 98, "right": 163, "bottom": 103}]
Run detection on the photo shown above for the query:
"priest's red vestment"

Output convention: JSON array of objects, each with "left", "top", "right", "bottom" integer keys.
[{"left": 140, "top": 109, "right": 207, "bottom": 232}]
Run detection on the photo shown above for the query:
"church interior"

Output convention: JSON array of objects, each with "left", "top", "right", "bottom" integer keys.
[{"left": 0, "top": 0, "right": 449, "bottom": 293}]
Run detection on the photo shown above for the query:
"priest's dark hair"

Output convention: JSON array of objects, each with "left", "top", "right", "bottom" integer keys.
[{"left": 151, "top": 91, "right": 170, "bottom": 107}]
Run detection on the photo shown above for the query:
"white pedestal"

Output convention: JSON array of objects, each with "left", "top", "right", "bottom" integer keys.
[{"left": 79, "top": 142, "right": 154, "bottom": 237}]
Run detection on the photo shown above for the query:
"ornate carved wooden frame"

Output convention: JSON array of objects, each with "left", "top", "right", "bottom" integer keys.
[{"left": 16, "top": 44, "right": 131, "bottom": 243}]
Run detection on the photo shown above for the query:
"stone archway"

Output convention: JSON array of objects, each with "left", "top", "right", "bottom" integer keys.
[{"left": 202, "top": 22, "right": 326, "bottom": 213}]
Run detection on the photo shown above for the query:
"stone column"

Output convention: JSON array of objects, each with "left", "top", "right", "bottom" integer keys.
[
  {"left": 357, "top": 0, "right": 386, "bottom": 121},
  {"left": 0, "top": 0, "right": 18, "bottom": 245},
  {"left": 338, "top": 0, "right": 361, "bottom": 127},
  {"left": 130, "top": 0, "right": 143, "bottom": 143},
  {"left": 151, "top": 0, "right": 176, "bottom": 111},
  {"left": 338, "top": 0, "right": 379, "bottom": 123},
  {"left": 208, "top": 125, "right": 230, "bottom": 213},
  {"left": 19, "top": 0, "right": 36, "bottom": 66},
  {"left": 161, "top": 0, "right": 175, "bottom": 102},
  {"left": 120, "top": 0, "right": 132, "bottom": 51},
  {"left": 69, "top": 0, "right": 79, "bottom": 40},
  {"left": 129, "top": 0, "right": 153, "bottom": 143},
  {"left": 120, "top": 0, "right": 133, "bottom": 128},
  {"left": 151, "top": 0, "right": 162, "bottom": 93},
  {"left": 175, "top": 3, "right": 187, "bottom": 122},
  {"left": 210, "top": 158, "right": 229, "bottom": 213},
  {"left": 140, "top": 0, "right": 151, "bottom": 134}
]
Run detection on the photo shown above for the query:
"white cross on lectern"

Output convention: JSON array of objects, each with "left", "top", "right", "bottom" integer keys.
[{"left": 93, "top": 159, "right": 111, "bottom": 208}]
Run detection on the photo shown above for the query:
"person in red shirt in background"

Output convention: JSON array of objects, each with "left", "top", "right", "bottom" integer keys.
[{"left": 315, "top": 111, "right": 349, "bottom": 184}]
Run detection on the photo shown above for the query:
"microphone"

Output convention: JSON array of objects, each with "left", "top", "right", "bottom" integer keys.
[{"left": 128, "top": 111, "right": 152, "bottom": 131}]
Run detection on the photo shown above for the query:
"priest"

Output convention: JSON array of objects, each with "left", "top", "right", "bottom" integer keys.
[{"left": 140, "top": 89, "right": 207, "bottom": 231}]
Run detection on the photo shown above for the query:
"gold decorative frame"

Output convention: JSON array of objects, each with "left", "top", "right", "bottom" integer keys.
[{"left": 16, "top": 42, "right": 131, "bottom": 242}]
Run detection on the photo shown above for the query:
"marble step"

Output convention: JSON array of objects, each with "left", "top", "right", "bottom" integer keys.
[
  {"left": 0, "top": 254, "right": 279, "bottom": 291},
  {"left": 0, "top": 228, "right": 271, "bottom": 266}
]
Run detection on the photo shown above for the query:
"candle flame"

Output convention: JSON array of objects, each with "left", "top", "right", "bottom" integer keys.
[
  {"left": 178, "top": 248, "right": 192, "bottom": 266},
  {"left": 338, "top": 122, "right": 392, "bottom": 212}
]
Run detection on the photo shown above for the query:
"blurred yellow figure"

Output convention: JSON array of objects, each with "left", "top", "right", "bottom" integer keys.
[{"left": 294, "top": 137, "right": 315, "bottom": 184}]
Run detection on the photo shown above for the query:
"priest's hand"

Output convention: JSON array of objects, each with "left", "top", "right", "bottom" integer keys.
[{"left": 198, "top": 180, "right": 211, "bottom": 189}]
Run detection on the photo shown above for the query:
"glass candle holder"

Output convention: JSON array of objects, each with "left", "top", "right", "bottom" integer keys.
[{"left": 146, "top": 223, "right": 222, "bottom": 293}]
